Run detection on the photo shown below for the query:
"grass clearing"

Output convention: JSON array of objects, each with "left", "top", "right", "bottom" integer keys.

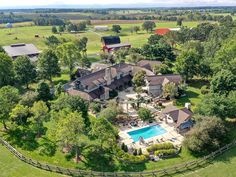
[{"left": 0, "top": 145, "right": 65, "bottom": 177}]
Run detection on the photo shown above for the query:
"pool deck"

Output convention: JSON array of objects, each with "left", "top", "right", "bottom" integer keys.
[{"left": 118, "top": 121, "right": 183, "bottom": 152}]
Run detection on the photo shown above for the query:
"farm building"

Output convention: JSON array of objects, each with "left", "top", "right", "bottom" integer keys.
[
  {"left": 101, "top": 36, "right": 131, "bottom": 52},
  {"left": 94, "top": 26, "right": 109, "bottom": 31},
  {"left": 155, "top": 28, "right": 180, "bottom": 35},
  {"left": 5, "top": 23, "right": 13, "bottom": 28},
  {"left": 3, "top": 43, "right": 40, "bottom": 62}
]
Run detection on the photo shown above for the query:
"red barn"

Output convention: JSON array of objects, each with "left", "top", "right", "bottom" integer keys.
[
  {"left": 101, "top": 36, "right": 131, "bottom": 52},
  {"left": 155, "top": 28, "right": 171, "bottom": 36}
]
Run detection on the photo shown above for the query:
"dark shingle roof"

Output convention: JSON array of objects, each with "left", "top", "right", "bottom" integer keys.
[
  {"left": 162, "top": 105, "right": 193, "bottom": 128},
  {"left": 3, "top": 43, "right": 40, "bottom": 58},
  {"left": 137, "top": 60, "right": 162, "bottom": 71},
  {"left": 146, "top": 74, "right": 182, "bottom": 86},
  {"left": 101, "top": 36, "right": 121, "bottom": 45}
]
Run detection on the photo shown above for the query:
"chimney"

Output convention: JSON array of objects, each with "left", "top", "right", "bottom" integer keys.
[{"left": 104, "top": 68, "right": 112, "bottom": 85}]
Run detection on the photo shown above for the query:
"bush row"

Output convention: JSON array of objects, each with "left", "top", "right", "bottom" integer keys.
[
  {"left": 147, "top": 143, "right": 175, "bottom": 152},
  {"left": 154, "top": 149, "right": 177, "bottom": 156}
]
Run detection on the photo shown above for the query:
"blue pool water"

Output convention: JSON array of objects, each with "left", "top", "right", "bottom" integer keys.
[{"left": 128, "top": 125, "right": 167, "bottom": 142}]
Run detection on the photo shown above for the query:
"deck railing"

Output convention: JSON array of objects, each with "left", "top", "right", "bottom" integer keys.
[{"left": 1, "top": 137, "right": 236, "bottom": 177}]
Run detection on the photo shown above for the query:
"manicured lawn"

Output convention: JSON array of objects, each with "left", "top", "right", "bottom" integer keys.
[
  {"left": 176, "top": 80, "right": 207, "bottom": 111},
  {"left": 176, "top": 146, "right": 236, "bottom": 177},
  {"left": 0, "top": 145, "right": 65, "bottom": 177}
]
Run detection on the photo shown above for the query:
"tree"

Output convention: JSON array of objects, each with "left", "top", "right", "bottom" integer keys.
[
  {"left": 175, "top": 49, "right": 200, "bottom": 81},
  {"left": 58, "top": 25, "right": 64, "bottom": 33},
  {"left": 210, "top": 70, "right": 236, "bottom": 95},
  {"left": 132, "top": 26, "right": 140, "bottom": 34},
  {"left": 52, "top": 26, "right": 58, "bottom": 34},
  {"left": 196, "top": 93, "right": 234, "bottom": 119},
  {"left": 13, "top": 56, "right": 36, "bottom": 88},
  {"left": 37, "top": 49, "right": 61, "bottom": 84},
  {"left": 127, "top": 52, "right": 144, "bottom": 64},
  {"left": 142, "top": 41, "right": 175, "bottom": 61},
  {"left": 19, "top": 91, "right": 38, "bottom": 107},
  {"left": 0, "top": 45, "right": 5, "bottom": 53},
  {"left": 132, "top": 70, "right": 146, "bottom": 88},
  {"left": 52, "top": 95, "right": 89, "bottom": 128},
  {"left": 0, "top": 53, "right": 14, "bottom": 87},
  {"left": 56, "top": 42, "right": 82, "bottom": 79},
  {"left": 153, "top": 64, "right": 172, "bottom": 75},
  {"left": 138, "top": 108, "right": 152, "bottom": 121},
  {"left": 0, "top": 86, "right": 19, "bottom": 130},
  {"left": 148, "top": 34, "right": 163, "bottom": 45},
  {"left": 191, "top": 23, "right": 215, "bottom": 41},
  {"left": 10, "top": 104, "right": 29, "bottom": 126},
  {"left": 36, "top": 82, "right": 52, "bottom": 102},
  {"left": 142, "top": 21, "right": 156, "bottom": 33},
  {"left": 112, "top": 25, "right": 122, "bottom": 33},
  {"left": 91, "top": 118, "right": 117, "bottom": 149},
  {"left": 177, "top": 18, "right": 183, "bottom": 26},
  {"left": 52, "top": 110, "right": 87, "bottom": 162},
  {"left": 45, "top": 35, "right": 61, "bottom": 48},
  {"left": 184, "top": 116, "right": 229, "bottom": 155},
  {"left": 163, "top": 82, "right": 178, "bottom": 99},
  {"left": 31, "top": 101, "right": 49, "bottom": 137},
  {"left": 90, "top": 102, "right": 101, "bottom": 114},
  {"left": 75, "top": 37, "right": 88, "bottom": 62}
]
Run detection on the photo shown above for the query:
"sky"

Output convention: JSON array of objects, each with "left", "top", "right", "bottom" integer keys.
[{"left": 0, "top": 0, "right": 236, "bottom": 8}]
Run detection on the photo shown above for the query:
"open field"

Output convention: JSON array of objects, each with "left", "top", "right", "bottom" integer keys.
[
  {"left": 0, "top": 21, "right": 201, "bottom": 56},
  {"left": 176, "top": 146, "right": 236, "bottom": 177},
  {"left": 0, "top": 145, "right": 64, "bottom": 177}
]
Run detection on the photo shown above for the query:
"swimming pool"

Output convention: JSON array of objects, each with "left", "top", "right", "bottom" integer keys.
[{"left": 128, "top": 125, "right": 167, "bottom": 142}]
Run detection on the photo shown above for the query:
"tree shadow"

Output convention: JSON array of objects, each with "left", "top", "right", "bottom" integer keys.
[
  {"left": 81, "top": 146, "right": 118, "bottom": 172},
  {"left": 6, "top": 127, "right": 39, "bottom": 151}
]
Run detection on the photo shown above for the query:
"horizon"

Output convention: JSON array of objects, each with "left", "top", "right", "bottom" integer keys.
[{"left": 1, "top": 0, "right": 236, "bottom": 9}]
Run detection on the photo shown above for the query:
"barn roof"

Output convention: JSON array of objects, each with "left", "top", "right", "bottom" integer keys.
[
  {"left": 3, "top": 43, "right": 40, "bottom": 58},
  {"left": 155, "top": 28, "right": 171, "bottom": 35},
  {"left": 101, "top": 36, "right": 121, "bottom": 45}
]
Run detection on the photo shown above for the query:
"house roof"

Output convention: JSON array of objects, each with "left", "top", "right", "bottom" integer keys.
[
  {"left": 162, "top": 105, "right": 193, "bottom": 128},
  {"left": 146, "top": 74, "right": 182, "bottom": 86},
  {"left": 3, "top": 43, "right": 40, "bottom": 58},
  {"left": 137, "top": 60, "right": 162, "bottom": 71},
  {"left": 101, "top": 36, "right": 121, "bottom": 45},
  {"left": 155, "top": 28, "right": 171, "bottom": 35},
  {"left": 76, "top": 63, "right": 133, "bottom": 90}
]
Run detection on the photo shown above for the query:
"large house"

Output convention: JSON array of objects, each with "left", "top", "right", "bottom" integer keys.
[
  {"left": 145, "top": 74, "right": 182, "bottom": 97},
  {"left": 101, "top": 36, "right": 131, "bottom": 52},
  {"left": 162, "top": 105, "right": 193, "bottom": 132},
  {"left": 65, "top": 62, "right": 182, "bottom": 101},
  {"left": 3, "top": 43, "right": 40, "bottom": 62}
]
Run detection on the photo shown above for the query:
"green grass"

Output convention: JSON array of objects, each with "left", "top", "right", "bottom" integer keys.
[
  {"left": 176, "top": 146, "right": 236, "bottom": 177},
  {"left": 0, "top": 145, "right": 65, "bottom": 177},
  {"left": 0, "top": 21, "right": 200, "bottom": 56},
  {"left": 176, "top": 80, "right": 207, "bottom": 111}
]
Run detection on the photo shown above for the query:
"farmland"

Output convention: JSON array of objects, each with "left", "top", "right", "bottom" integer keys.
[{"left": 0, "top": 21, "right": 200, "bottom": 55}]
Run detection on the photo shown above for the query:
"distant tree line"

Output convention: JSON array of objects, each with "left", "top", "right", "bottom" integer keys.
[
  {"left": 0, "top": 12, "right": 31, "bottom": 24},
  {"left": 33, "top": 15, "right": 65, "bottom": 26}
]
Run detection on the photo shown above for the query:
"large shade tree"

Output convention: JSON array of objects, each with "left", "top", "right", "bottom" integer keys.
[
  {"left": 0, "top": 53, "right": 14, "bottom": 87},
  {"left": 52, "top": 110, "right": 88, "bottom": 162},
  {"left": 13, "top": 56, "right": 37, "bottom": 88},
  {"left": 56, "top": 42, "right": 81, "bottom": 79},
  {"left": 0, "top": 86, "right": 19, "bottom": 130},
  {"left": 37, "top": 49, "right": 61, "bottom": 84}
]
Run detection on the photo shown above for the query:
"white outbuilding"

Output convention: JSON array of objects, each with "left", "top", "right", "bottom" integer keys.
[{"left": 94, "top": 26, "right": 109, "bottom": 31}]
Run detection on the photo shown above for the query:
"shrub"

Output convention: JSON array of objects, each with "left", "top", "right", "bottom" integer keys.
[
  {"left": 121, "top": 154, "right": 148, "bottom": 164},
  {"left": 138, "top": 148, "right": 142, "bottom": 155},
  {"left": 201, "top": 85, "right": 209, "bottom": 95},
  {"left": 90, "top": 102, "right": 101, "bottom": 113},
  {"left": 123, "top": 144, "right": 128, "bottom": 152},
  {"left": 138, "top": 107, "right": 152, "bottom": 121},
  {"left": 154, "top": 149, "right": 177, "bottom": 156},
  {"left": 146, "top": 143, "right": 175, "bottom": 152},
  {"left": 133, "top": 149, "right": 137, "bottom": 156}
]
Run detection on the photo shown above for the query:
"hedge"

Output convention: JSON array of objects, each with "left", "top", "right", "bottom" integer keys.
[
  {"left": 147, "top": 143, "right": 175, "bottom": 152},
  {"left": 154, "top": 149, "right": 177, "bottom": 156}
]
